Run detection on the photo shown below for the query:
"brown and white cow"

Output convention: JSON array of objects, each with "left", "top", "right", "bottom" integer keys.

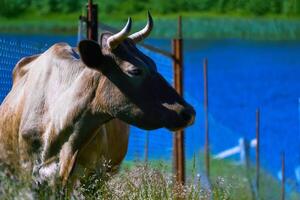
[{"left": 0, "top": 13, "right": 195, "bottom": 187}]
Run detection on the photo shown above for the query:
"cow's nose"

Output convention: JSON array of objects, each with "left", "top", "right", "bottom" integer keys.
[{"left": 179, "top": 107, "right": 195, "bottom": 125}]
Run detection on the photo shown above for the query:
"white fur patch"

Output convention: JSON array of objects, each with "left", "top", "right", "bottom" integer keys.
[{"left": 38, "top": 162, "right": 58, "bottom": 181}]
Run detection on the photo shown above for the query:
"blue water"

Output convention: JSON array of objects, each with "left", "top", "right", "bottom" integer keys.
[
  {"left": 137, "top": 39, "right": 300, "bottom": 180},
  {"left": 183, "top": 39, "right": 300, "bottom": 181},
  {"left": 0, "top": 34, "right": 300, "bottom": 183}
]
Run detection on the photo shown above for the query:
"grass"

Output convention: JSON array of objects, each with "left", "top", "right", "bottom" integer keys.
[
  {"left": 121, "top": 157, "right": 300, "bottom": 200},
  {"left": 1, "top": 11, "right": 300, "bottom": 40},
  {"left": 0, "top": 12, "right": 79, "bottom": 35},
  {"left": 1, "top": 154, "right": 300, "bottom": 199}
]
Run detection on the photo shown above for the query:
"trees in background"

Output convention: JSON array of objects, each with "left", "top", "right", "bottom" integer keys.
[
  {"left": 283, "top": 0, "right": 300, "bottom": 15},
  {"left": 0, "top": 0, "right": 30, "bottom": 17},
  {"left": 1, "top": 0, "right": 300, "bottom": 18},
  {"left": 0, "top": 0, "right": 84, "bottom": 17},
  {"left": 30, "top": 0, "right": 84, "bottom": 14}
]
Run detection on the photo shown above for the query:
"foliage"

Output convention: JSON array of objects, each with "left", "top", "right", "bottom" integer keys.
[
  {"left": 283, "top": 0, "right": 300, "bottom": 15},
  {"left": 30, "top": 0, "right": 84, "bottom": 15},
  {"left": 1, "top": 11, "right": 300, "bottom": 40},
  {"left": 246, "top": 0, "right": 270, "bottom": 15},
  {"left": 1, "top": 160, "right": 300, "bottom": 199},
  {"left": 1, "top": 0, "right": 300, "bottom": 18},
  {"left": 0, "top": 0, "right": 30, "bottom": 17}
]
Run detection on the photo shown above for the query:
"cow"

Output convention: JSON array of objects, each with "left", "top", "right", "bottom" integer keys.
[{"left": 0, "top": 12, "right": 195, "bottom": 189}]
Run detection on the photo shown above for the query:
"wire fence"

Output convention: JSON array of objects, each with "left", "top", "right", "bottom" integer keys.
[
  {"left": 125, "top": 45, "right": 174, "bottom": 162},
  {"left": 0, "top": 37, "right": 175, "bottom": 162},
  {"left": 0, "top": 38, "right": 49, "bottom": 102},
  {"left": 1, "top": 36, "right": 300, "bottom": 198}
]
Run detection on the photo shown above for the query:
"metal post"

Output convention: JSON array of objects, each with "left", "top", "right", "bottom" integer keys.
[
  {"left": 256, "top": 109, "right": 260, "bottom": 196},
  {"left": 87, "top": 0, "right": 98, "bottom": 41},
  {"left": 172, "top": 16, "right": 185, "bottom": 185},
  {"left": 239, "top": 138, "right": 250, "bottom": 167},
  {"left": 203, "top": 58, "right": 210, "bottom": 178},
  {"left": 78, "top": 16, "right": 85, "bottom": 42},
  {"left": 281, "top": 152, "right": 285, "bottom": 200}
]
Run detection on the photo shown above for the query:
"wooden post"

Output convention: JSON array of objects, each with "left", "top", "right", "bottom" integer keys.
[
  {"left": 173, "top": 16, "right": 185, "bottom": 185},
  {"left": 256, "top": 109, "right": 260, "bottom": 196},
  {"left": 203, "top": 58, "right": 210, "bottom": 178},
  {"left": 87, "top": 0, "right": 98, "bottom": 41},
  {"left": 281, "top": 152, "right": 285, "bottom": 200}
]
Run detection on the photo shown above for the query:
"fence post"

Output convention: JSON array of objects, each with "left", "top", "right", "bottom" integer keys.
[
  {"left": 172, "top": 16, "right": 185, "bottom": 185},
  {"left": 281, "top": 152, "right": 285, "bottom": 200},
  {"left": 87, "top": 0, "right": 98, "bottom": 41},
  {"left": 77, "top": 15, "right": 87, "bottom": 42},
  {"left": 239, "top": 138, "right": 250, "bottom": 167},
  {"left": 256, "top": 109, "right": 260, "bottom": 197},
  {"left": 203, "top": 58, "right": 210, "bottom": 179}
]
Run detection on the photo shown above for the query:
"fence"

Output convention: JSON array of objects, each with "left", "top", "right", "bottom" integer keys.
[
  {"left": 0, "top": 31, "right": 299, "bottom": 200},
  {"left": 79, "top": 1, "right": 187, "bottom": 184},
  {"left": 214, "top": 138, "right": 257, "bottom": 162},
  {"left": 1, "top": 1, "right": 300, "bottom": 198},
  {"left": 0, "top": 38, "right": 49, "bottom": 102}
]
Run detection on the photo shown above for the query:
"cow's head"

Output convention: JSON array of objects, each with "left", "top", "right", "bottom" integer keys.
[{"left": 79, "top": 12, "right": 195, "bottom": 131}]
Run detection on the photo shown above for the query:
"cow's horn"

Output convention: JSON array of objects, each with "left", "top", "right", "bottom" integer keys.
[
  {"left": 129, "top": 11, "right": 153, "bottom": 43},
  {"left": 107, "top": 17, "right": 132, "bottom": 49}
]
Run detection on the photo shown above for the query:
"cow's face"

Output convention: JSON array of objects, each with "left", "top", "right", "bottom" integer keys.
[{"left": 79, "top": 14, "right": 195, "bottom": 131}]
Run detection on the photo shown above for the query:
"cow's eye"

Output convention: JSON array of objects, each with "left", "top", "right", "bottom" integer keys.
[{"left": 127, "top": 68, "right": 142, "bottom": 76}]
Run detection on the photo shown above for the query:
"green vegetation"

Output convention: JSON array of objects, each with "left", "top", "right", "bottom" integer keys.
[
  {"left": 2, "top": 157, "right": 298, "bottom": 199},
  {"left": 122, "top": 158, "right": 300, "bottom": 200},
  {"left": 1, "top": 0, "right": 300, "bottom": 18},
  {"left": 0, "top": 0, "right": 300, "bottom": 39}
]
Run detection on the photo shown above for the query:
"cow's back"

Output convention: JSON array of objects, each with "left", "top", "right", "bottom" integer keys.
[
  {"left": 0, "top": 43, "right": 89, "bottom": 171},
  {"left": 0, "top": 54, "right": 37, "bottom": 169},
  {"left": 0, "top": 42, "right": 131, "bottom": 186}
]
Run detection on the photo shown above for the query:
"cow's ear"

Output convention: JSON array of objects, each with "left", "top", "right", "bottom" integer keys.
[{"left": 78, "top": 40, "right": 104, "bottom": 69}]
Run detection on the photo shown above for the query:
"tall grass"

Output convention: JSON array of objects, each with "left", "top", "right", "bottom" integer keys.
[
  {"left": 1, "top": 14, "right": 300, "bottom": 40},
  {"left": 1, "top": 158, "right": 300, "bottom": 199},
  {"left": 147, "top": 16, "right": 300, "bottom": 40}
]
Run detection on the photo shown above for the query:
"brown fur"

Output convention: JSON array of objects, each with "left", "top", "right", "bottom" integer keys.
[
  {"left": 0, "top": 36, "right": 194, "bottom": 190},
  {"left": 0, "top": 44, "right": 129, "bottom": 183},
  {"left": 12, "top": 54, "right": 39, "bottom": 84}
]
